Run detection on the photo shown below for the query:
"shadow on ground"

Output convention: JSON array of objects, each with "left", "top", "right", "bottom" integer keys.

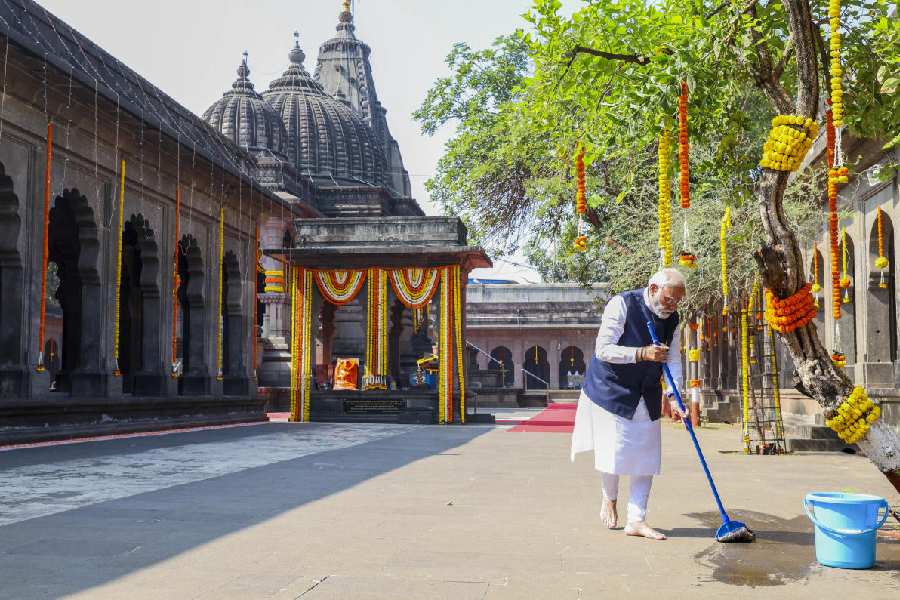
[
  {"left": 664, "top": 510, "right": 900, "bottom": 587},
  {"left": 0, "top": 423, "right": 489, "bottom": 599}
]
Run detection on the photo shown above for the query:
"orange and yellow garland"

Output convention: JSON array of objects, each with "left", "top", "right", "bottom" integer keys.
[
  {"left": 759, "top": 115, "right": 818, "bottom": 172},
  {"left": 112, "top": 160, "right": 126, "bottom": 376},
  {"left": 388, "top": 268, "right": 440, "bottom": 308},
  {"left": 451, "top": 265, "right": 466, "bottom": 423},
  {"left": 876, "top": 207, "right": 889, "bottom": 287},
  {"left": 573, "top": 144, "right": 588, "bottom": 252},
  {"left": 315, "top": 270, "right": 366, "bottom": 305},
  {"left": 678, "top": 82, "right": 690, "bottom": 209},
  {"left": 764, "top": 283, "right": 818, "bottom": 333},
  {"left": 216, "top": 206, "right": 224, "bottom": 381},
  {"left": 720, "top": 207, "right": 730, "bottom": 315},
  {"left": 828, "top": 0, "right": 844, "bottom": 128},
  {"left": 171, "top": 188, "right": 181, "bottom": 378},
  {"left": 363, "top": 268, "right": 389, "bottom": 390},
  {"left": 658, "top": 126, "right": 672, "bottom": 266},
  {"left": 840, "top": 226, "right": 851, "bottom": 303},
  {"left": 36, "top": 122, "right": 53, "bottom": 372},
  {"left": 289, "top": 267, "right": 314, "bottom": 422}
]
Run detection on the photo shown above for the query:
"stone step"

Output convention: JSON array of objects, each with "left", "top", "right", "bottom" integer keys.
[
  {"left": 785, "top": 425, "right": 840, "bottom": 440},
  {"left": 786, "top": 437, "right": 856, "bottom": 453}
]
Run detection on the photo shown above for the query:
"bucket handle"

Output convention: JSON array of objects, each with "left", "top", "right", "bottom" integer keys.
[{"left": 803, "top": 498, "right": 890, "bottom": 536}]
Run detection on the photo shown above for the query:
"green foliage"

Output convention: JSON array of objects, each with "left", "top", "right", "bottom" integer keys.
[{"left": 416, "top": 0, "right": 898, "bottom": 306}]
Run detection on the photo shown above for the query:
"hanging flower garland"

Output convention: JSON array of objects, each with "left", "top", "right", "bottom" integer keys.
[
  {"left": 451, "top": 265, "right": 466, "bottom": 423},
  {"left": 811, "top": 242, "right": 822, "bottom": 310},
  {"left": 829, "top": 0, "right": 845, "bottom": 130},
  {"left": 36, "top": 122, "right": 53, "bottom": 373},
  {"left": 658, "top": 126, "right": 672, "bottom": 266},
  {"left": 171, "top": 188, "right": 181, "bottom": 378},
  {"left": 759, "top": 115, "right": 819, "bottom": 172},
  {"left": 315, "top": 270, "right": 366, "bottom": 305},
  {"left": 251, "top": 222, "right": 260, "bottom": 379},
  {"left": 388, "top": 268, "right": 440, "bottom": 309},
  {"left": 826, "top": 110, "right": 847, "bottom": 319},
  {"left": 112, "top": 159, "right": 126, "bottom": 377},
  {"left": 741, "top": 308, "right": 751, "bottom": 454},
  {"left": 720, "top": 207, "right": 731, "bottom": 315},
  {"left": 840, "top": 226, "right": 852, "bottom": 303},
  {"left": 678, "top": 81, "right": 690, "bottom": 209},
  {"left": 216, "top": 206, "right": 225, "bottom": 381},
  {"left": 573, "top": 143, "right": 588, "bottom": 252},
  {"left": 363, "top": 268, "right": 389, "bottom": 390},
  {"left": 289, "top": 268, "right": 314, "bottom": 422},
  {"left": 438, "top": 266, "right": 453, "bottom": 423},
  {"left": 876, "top": 207, "right": 889, "bottom": 288},
  {"left": 764, "top": 284, "right": 817, "bottom": 333},
  {"left": 826, "top": 387, "right": 881, "bottom": 444}
]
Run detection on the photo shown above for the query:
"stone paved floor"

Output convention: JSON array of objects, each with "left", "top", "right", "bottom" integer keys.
[{"left": 0, "top": 419, "right": 898, "bottom": 599}]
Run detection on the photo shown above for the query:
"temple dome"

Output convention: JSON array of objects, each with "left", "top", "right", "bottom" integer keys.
[
  {"left": 263, "top": 34, "right": 385, "bottom": 186},
  {"left": 203, "top": 55, "right": 287, "bottom": 157}
]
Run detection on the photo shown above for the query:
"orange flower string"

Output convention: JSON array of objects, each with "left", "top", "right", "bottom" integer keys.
[
  {"left": 573, "top": 144, "right": 588, "bottom": 252},
  {"left": 678, "top": 81, "right": 690, "bottom": 209}
]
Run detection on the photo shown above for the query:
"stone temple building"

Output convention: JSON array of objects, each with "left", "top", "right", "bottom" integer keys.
[{"left": 0, "top": 0, "right": 429, "bottom": 440}]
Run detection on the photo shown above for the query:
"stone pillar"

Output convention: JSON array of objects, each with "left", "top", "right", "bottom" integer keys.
[
  {"left": 513, "top": 336, "right": 525, "bottom": 389},
  {"left": 257, "top": 216, "right": 291, "bottom": 388},
  {"left": 548, "top": 335, "right": 560, "bottom": 389},
  {"left": 864, "top": 270, "right": 895, "bottom": 388},
  {"left": 132, "top": 236, "right": 167, "bottom": 396}
]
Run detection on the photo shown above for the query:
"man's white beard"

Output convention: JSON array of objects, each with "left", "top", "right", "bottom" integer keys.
[{"left": 648, "top": 295, "right": 673, "bottom": 319}]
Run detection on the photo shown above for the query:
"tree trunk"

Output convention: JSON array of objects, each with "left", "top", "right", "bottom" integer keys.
[{"left": 754, "top": 0, "right": 900, "bottom": 492}]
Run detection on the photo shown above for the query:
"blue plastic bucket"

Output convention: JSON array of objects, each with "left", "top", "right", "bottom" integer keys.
[{"left": 804, "top": 492, "right": 889, "bottom": 569}]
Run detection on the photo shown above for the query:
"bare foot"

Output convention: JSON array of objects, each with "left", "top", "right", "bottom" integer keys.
[
  {"left": 600, "top": 497, "right": 618, "bottom": 529},
  {"left": 624, "top": 521, "right": 667, "bottom": 540}
]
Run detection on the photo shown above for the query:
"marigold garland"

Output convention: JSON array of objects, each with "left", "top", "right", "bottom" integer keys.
[
  {"left": 826, "top": 110, "right": 846, "bottom": 318},
  {"left": 811, "top": 242, "right": 822, "bottom": 302},
  {"left": 840, "top": 226, "right": 852, "bottom": 303},
  {"left": 829, "top": 0, "right": 844, "bottom": 128},
  {"left": 741, "top": 308, "right": 751, "bottom": 453},
  {"left": 658, "top": 125, "right": 672, "bottom": 266},
  {"left": 289, "top": 268, "right": 314, "bottom": 422},
  {"left": 875, "top": 207, "right": 889, "bottom": 287},
  {"left": 364, "top": 268, "right": 389, "bottom": 390},
  {"left": 36, "top": 121, "right": 53, "bottom": 372},
  {"left": 573, "top": 144, "right": 588, "bottom": 253},
  {"left": 832, "top": 351, "right": 846, "bottom": 368},
  {"left": 171, "top": 188, "right": 181, "bottom": 378},
  {"left": 826, "top": 387, "right": 881, "bottom": 444},
  {"left": 720, "top": 207, "right": 731, "bottom": 315},
  {"left": 315, "top": 270, "right": 366, "bottom": 305},
  {"left": 264, "top": 269, "right": 286, "bottom": 293},
  {"left": 764, "top": 284, "right": 818, "bottom": 333},
  {"left": 678, "top": 81, "right": 690, "bottom": 209},
  {"left": 216, "top": 206, "right": 224, "bottom": 381},
  {"left": 452, "top": 264, "right": 466, "bottom": 423},
  {"left": 759, "top": 115, "right": 819, "bottom": 171},
  {"left": 438, "top": 266, "right": 452, "bottom": 423},
  {"left": 112, "top": 160, "right": 126, "bottom": 377},
  {"left": 388, "top": 268, "right": 440, "bottom": 309}
]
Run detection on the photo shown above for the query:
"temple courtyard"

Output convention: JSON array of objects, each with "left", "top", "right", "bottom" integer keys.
[{"left": 1, "top": 410, "right": 898, "bottom": 599}]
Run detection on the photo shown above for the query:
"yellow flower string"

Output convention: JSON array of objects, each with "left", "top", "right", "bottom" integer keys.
[
  {"left": 759, "top": 115, "right": 819, "bottom": 171},
  {"left": 216, "top": 206, "right": 224, "bottom": 381},
  {"left": 658, "top": 125, "right": 672, "bottom": 266},
  {"left": 826, "top": 387, "right": 880, "bottom": 444},
  {"left": 876, "top": 207, "right": 889, "bottom": 290},
  {"left": 840, "top": 226, "right": 851, "bottom": 303},
  {"left": 573, "top": 143, "right": 588, "bottom": 252},
  {"left": 720, "top": 207, "right": 731, "bottom": 315},
  {"left": 452, "top": 265, "right": 466, "bottom": 423},
  {"left": 829, "top": 0, "right": 844, "bottom": 128},
  {"left": 741, "top": 308, "right": 750, "bottom": 454},
  {"left": 289, "top": 268, "right": 300, "bottom": 421},
  {"left": 112, "top": 160, "right": 126, "bottom": 377}
]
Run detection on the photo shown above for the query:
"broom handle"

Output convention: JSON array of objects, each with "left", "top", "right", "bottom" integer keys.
[{"left": 646, "top": 320, "right": 731, "bottom": 525}]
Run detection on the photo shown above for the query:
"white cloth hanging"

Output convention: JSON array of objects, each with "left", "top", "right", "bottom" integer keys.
[{"left": 570, "top": 292, "right": 682, "bottom": 475}]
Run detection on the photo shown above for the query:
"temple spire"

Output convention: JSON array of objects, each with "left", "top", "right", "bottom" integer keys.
[{"left": 339, "top": 0, "right": 354, "bottom": 27}]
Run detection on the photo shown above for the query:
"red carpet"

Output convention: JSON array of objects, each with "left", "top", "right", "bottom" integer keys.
[{"left": 505, "top": 403, "right": 576, "bottom": 433}]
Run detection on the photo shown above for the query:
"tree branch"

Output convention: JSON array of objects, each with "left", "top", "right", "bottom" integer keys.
[{"left": 566, "top": 46, "right": 655, "bottom": 65}]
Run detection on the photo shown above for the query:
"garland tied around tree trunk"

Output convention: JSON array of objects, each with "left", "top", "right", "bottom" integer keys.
[
  {"left": 826, "top": 387, "right": 881, "bottom": 444},
  {"left": 764, "top": 283, "right": 817, "bottom": 333},
  {"left": 759, "top": 115, "right": 818, "bottom": 171}
]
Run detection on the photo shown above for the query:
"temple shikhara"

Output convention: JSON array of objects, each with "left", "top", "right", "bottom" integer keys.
[{"left": 0, "top": 0, "right": 488, "bottom": 438}]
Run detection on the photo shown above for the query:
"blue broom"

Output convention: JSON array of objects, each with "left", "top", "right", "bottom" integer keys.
[{"left": 646, "top": 320, "right": 756, "bottom": 543}]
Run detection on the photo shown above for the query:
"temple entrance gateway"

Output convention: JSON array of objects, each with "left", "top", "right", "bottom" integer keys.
[
  {"left": 271, "top": 217, "right": 490, "bottom": 424},
  {"left": 560, "top": 346, "right": 585, "bottom": 389},
  {"left": 490, "top": 346, "right": 514, "bottom": 387},
  {"left": 523, "top": 345, "right": 549, "bottom": 390}
]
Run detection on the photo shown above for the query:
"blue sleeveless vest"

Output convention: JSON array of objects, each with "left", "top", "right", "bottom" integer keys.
[{"left": 582, "top": 288, "right": 679, "bottom": 421}]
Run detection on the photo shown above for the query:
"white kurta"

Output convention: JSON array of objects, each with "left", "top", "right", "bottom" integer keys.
[{"left": 570, "top": 291, "right": 682, "bottom": 475}]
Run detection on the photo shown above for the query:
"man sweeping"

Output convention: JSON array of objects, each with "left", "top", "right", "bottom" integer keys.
[{"left": 571, "top": 268, "right": 687, "bottom": 541}]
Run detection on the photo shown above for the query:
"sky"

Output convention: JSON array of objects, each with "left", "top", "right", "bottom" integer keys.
[{"left": 33, "top": 0, "right": 579, "bottom": 281}]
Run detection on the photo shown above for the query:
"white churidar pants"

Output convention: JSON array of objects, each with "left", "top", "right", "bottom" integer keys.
[{"left": 600, "top": 472, "right": 653, "bottom": 524}]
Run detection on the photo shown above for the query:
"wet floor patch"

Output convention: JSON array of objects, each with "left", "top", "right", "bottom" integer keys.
[{"left": 679, "top": 510, "right": 900, "bottom": 587}]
